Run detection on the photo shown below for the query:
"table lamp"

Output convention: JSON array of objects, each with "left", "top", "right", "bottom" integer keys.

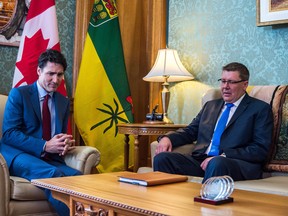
[{"left": 143, "top": 48, "right": 194, "bottom": 124}]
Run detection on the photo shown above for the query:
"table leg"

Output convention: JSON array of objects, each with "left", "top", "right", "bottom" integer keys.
[
  {"left": 124, "top": 134, "right": 130, "bottom": 171},
  {"left": 133, "top": 135, "right": 140, "bottom": 172}
]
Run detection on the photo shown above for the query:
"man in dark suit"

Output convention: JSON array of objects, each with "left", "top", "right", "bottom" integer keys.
[
  {"left": 0, "top": 49, "right": 81, "bottom": 216},
  {"left": 154, "top": 62, "right": 273, "bottom": 183}
]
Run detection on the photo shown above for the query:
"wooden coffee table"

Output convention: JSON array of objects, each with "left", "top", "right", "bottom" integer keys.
[{"left": 32, "top": 172, "right": 288, "bottom": 216}]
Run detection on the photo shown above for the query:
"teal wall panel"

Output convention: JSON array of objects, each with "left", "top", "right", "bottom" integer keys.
[
  {"left": 167, "top": 0, "right": 288, "bottom": 123},
  {"left": 168, "top": 0, "right": 288, "bottom": 86}
]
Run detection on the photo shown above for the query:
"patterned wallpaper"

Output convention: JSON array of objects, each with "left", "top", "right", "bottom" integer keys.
[
  {"left": 167, "top": 0, "right": 288, "bottom": 124},
  {"left": 0, "top": 0, "right": 75, "bottom": 96}
]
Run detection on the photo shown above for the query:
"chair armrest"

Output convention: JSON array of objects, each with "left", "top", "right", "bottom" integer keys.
[
  {"left": 64, "top": 146, "right": 101, "bottom": 174},
  {"left": 172, "top": 144, "right": 196, "bottom": 154},
  {"left": 150, "top": 141, "right": 195, "bottom": 166},
  {"left": 0, "top": 153, "right": 10, "bottom": 216}
]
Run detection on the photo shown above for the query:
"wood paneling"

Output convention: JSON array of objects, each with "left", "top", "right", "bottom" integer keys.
[
  {"left": 72, "top": 0, "right": 166, "bottom": 160},
  {"left": 117, "top": 0, "right": 166, "bottom": 123},
  {"left": 117, "top": 0, "right": 167, "bottom": 167},
  {"left": 72, "top": 0, "right": 94, "bottom": 144}
]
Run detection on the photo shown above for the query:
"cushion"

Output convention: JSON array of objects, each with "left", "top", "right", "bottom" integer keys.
[
  {"left": 234, "top": 176, "right": 288, "bottom": 196},
  {"left": 10, "top": 176, "right": 46, "bottom": 201}
]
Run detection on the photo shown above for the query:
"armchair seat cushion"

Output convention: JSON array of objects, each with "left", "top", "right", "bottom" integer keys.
[
  {"left": 10, "top": 176, "right": 46, "bottom": 201},
  {"left": 234, "top": 176, "right": 288, "bottom": 196}
]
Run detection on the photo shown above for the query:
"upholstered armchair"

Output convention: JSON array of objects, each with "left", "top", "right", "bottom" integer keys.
[{"left": 0, "top": 94, "right": 101, "bottom": 216}]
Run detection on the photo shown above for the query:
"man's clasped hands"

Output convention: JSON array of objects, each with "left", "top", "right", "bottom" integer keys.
[{"left": 44, "top": 133, "right": 75, "bottom": 156}]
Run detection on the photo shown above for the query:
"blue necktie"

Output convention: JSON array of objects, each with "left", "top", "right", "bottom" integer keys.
[{"left": 208, "top": 103, "right": 234, "bottom": 156}]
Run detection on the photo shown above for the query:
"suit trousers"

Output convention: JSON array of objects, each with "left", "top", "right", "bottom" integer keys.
[
  {"left": 10, "top": 152, "right": 82, "bottom": 216},
  {"left": 153, "top": 152, "right": 244, "bottom": 183}
]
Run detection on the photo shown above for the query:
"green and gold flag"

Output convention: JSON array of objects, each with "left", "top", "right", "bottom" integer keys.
[{"left": 74, "top": 0, "right": 134, "bottom": 173}]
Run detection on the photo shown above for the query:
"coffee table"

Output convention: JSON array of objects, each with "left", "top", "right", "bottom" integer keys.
[{"left": 32, "top": 172, "right": 288, "bottom": 216}]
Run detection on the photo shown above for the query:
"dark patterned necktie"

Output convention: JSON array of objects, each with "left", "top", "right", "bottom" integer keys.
[
  {"left": 208, "top": 103, "right": 234, "bottom": 156},
  {"left": 42, "top": 94, "right": 51, "bottom": 141}
]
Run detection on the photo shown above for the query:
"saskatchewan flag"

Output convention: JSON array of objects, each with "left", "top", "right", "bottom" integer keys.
[{"left": 74, "top": 0, "right": 134, "bottom": 173}]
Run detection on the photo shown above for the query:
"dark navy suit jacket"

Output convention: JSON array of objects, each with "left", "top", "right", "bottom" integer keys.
[
  {"left": 0, "top": 82, "right": 70, "bottom": 168},
  {"left": 166, "top": 93, "right": 273, "bottom": 180}
]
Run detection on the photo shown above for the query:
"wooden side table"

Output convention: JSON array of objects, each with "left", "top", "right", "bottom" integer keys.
[{"left": 118, "top": 123, "right": 186, "bottom": 172}]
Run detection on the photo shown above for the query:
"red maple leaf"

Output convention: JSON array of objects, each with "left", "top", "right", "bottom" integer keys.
[{"left": 15, "top": 29, "right": 60, "bottom": 87}]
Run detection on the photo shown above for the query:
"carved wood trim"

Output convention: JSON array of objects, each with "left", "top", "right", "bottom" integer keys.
[{"left": 32, "top": 180, "right": 166, "bottom": 216}]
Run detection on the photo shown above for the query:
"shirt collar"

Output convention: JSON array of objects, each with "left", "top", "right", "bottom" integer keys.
[
  {"left": 226, "top": 94, "right": 245, "bottom": 108},
  {"left": 37, "top": 81, "right": 53, "bottom": 100}
]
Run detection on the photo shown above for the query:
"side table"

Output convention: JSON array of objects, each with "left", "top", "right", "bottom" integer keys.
[{"left": 118, "top": 123, "right": 186, "bottom": 172}]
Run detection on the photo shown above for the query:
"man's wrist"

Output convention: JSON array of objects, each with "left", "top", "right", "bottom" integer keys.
[
  {"left": 42, "top": 142, "right": 47, "bottom": 153},
  {"left": 157, "top": 135, "right": 168, "bottom": 143}
]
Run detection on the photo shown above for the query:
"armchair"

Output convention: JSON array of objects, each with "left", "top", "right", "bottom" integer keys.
[{"left": 0, "top": 94, "right": 101, "bottom": 216}]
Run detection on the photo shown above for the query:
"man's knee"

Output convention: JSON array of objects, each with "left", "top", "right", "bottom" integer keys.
[
  {"left": 153, "top": 152, "right": 170, "bottom": 165},
  {"left": 207, "top": 156, "right": 227, "bottom": 168},
  {"left": 74, "top": 169, "right": 83, "bottom": 176},
  {"left": 48, "top": 167, "right": 64, "bottom": 177},
  {"left": 153, "top": 152, "right": 174, "bottom": 171}
]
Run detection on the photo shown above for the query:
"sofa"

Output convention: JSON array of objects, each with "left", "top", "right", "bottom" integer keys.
[
  {"left": 0, "top": 94, "right": 101, "bottom": 216},
  {"left": 139, "top": 85, "right": 288, "bottom": 196}
]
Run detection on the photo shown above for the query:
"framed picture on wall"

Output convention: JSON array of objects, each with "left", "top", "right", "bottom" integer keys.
[
  {"left": 257, "top": 0, "right": 288, "bottom": 26},
  {"left": 0, "top": 0, "right": 26, "bottom": 46}
]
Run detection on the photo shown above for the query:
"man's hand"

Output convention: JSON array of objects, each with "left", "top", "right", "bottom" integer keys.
[
  {"left": 60, "top": 137, "right": 75, "bottom": 156},
  {"left": 155, "top": 137, "right": 172, "bottom": 155},
  {"left": 44, "top": 133, "right": 75, "bottom": 156},
  {"left": 200, "top": 157, "right": 213, "bottom": 171}
]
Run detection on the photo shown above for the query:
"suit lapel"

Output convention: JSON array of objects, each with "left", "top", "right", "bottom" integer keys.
[
  {"left": 53, "top": 93, "right": 61, "bottom": 133},
  {"left": 211, "top": 100, "right": 225, "bottom": 127},
  {"left": 226, "top": 94, "right": 250, "bottom": 127},
  {"left": 53, "top": 92, "right": 66, "bottom": 134},
  {"left": 29, "top": 83, "right": 41, "bottom": 122}
]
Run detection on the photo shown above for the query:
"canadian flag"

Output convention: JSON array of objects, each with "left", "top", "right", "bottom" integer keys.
[{"left": 13, "top": 0, "right": 66, "bottom": 95}]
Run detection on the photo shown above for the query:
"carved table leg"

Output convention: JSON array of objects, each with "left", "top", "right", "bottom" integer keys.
[
  {"left": 133, "top": 135, "right": 140, "bottom": 172},
  {"left": 124, "top": 134, "right": 130, "bottom": 171}
]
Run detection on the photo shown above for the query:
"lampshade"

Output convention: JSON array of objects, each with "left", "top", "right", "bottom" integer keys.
[{"left": 143, "top": 49, "right": 194, "bottom": 82}]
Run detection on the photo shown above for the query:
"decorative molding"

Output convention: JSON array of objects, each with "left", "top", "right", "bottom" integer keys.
[{"left": 31, "top": 180, "right": 166, "bottom": 216}]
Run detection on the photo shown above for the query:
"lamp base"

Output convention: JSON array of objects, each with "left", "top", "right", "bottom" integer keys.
[{"left": 163, "top": 115, "right": 173, "bottom": 124}]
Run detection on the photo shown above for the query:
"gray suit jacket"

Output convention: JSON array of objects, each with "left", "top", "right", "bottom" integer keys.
[{"left": 166, "top": 93, "right": 273, "bottom": 179}]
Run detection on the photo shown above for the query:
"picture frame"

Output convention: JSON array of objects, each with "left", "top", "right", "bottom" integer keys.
[
  {"left": 0, "top": 0, "right": 26, "bottom": 46},
  {"left": 257, "top": 0, "right": 288, "bottom": 26}
]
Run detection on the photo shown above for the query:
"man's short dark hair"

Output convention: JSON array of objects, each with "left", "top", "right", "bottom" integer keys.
[
  {"left": 222, "top": 62, "right": 249, "bottom": 81},
  {"left": 38, "top": 49, "right": 67, "bottom": 71}
]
